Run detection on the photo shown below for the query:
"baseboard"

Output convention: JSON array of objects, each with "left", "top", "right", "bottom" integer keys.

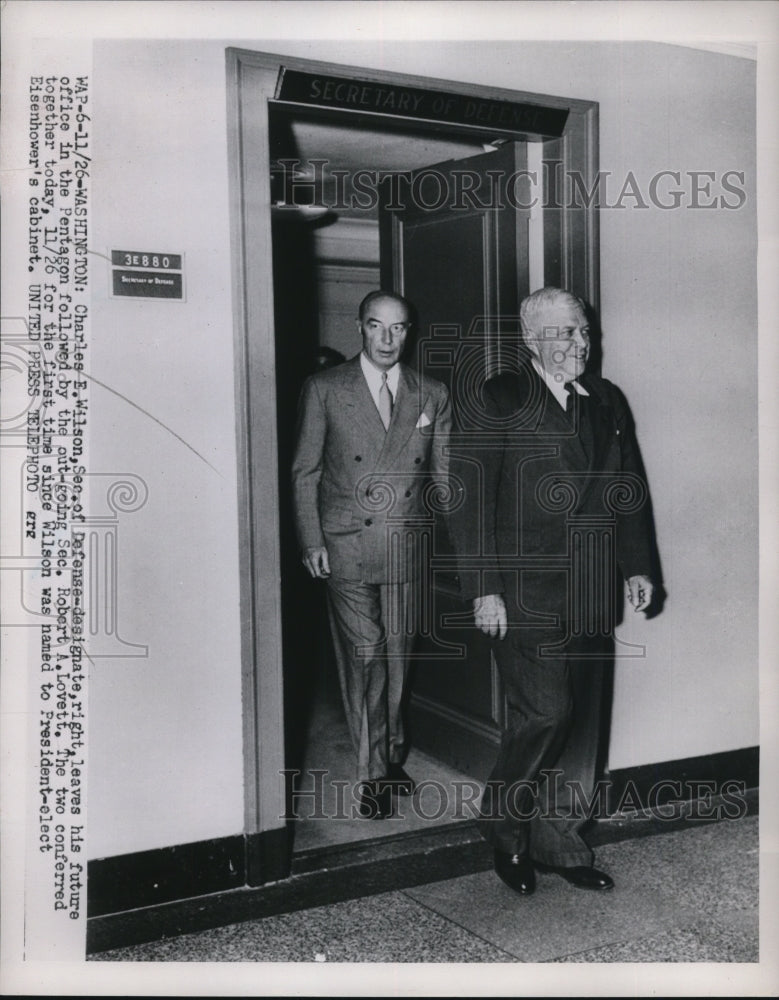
[
  {"left": 246, "top": 827, "right": 290, "bottom": 887},
  {"left": 88, "top": 826, "right": 290, "bottom": 918},
  {"left": 87, "top": 822, "right": 489, "bottom": 955},
  {"left": 605, "top": 745, "right": 759, "bottom": 814}
]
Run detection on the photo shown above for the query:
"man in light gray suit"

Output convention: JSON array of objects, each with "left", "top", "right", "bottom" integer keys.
[{"left": 292, "top": 290, "right": 451, "bottom": 818}]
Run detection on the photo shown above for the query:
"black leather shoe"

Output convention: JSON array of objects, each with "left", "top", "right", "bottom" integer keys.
[
  {"left": 385, "top": 762, "right": 416, "bottom": 796},
  {"left": 356, "top": 780, "right": 393, "bottom": 819},
  {"left": 494, "top": 850, "right": 536, "bottom": 895},
  {"left": 534, "top": 862, "right": 614, "bottom": 890}
]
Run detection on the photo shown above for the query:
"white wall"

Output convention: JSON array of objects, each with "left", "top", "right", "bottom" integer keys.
[
  {"left": 90, "top": 38, "right": 757, "bottom": 858},
  {"left": 90, "top": 42, "right": 245, "bottom": 857}
]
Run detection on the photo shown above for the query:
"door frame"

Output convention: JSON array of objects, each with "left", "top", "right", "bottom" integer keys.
[{"left": 225, "top": 46, "right": 599, "bottom": 884}]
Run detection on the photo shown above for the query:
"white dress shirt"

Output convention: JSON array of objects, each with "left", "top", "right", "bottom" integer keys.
[
  {"left": 361, "top": 352, "right": 400, "bottom": 413},
  {"left": 531, "top": 357, "right": 589, "bottom": 409}
]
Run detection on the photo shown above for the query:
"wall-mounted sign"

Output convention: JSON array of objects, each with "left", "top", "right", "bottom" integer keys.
[
  {"left": 276, "top": 69, "right": 569, "bottom": 138},
  {"left": 110, "top": 249, "right": 185, "bottom": 300}
]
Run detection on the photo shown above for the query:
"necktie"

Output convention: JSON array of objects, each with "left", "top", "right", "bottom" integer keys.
[
  {"left": 565, "top": 382, "right": 593, "bottom": 458},
  {"left": 564, "top": 383, "right": 575, "bottom": 415},
  {"left": 378, "top": 372, "right": 393, "bottom": 430}
]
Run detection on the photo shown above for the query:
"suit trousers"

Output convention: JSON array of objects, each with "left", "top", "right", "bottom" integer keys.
[
  {"left": 326, "top": 577, "right": 415, "bottom": 781},
  {"left": 479, "top": 619, "right": 612, "bottom": 866}
]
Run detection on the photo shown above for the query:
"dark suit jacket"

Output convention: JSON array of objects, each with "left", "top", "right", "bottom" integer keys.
[
  {"left": 450, "top": 363, "right": 653, "bottom": 626},
  {"left": 292, "top": 355, "right": 451, "bottom": 583}
]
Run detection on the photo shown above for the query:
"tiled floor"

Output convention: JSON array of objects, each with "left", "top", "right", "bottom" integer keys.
[{"left": 92, "top": 813, "right": 758, "bottom": 963}]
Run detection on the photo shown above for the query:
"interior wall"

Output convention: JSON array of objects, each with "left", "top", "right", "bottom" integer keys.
[
  {"left": 89, "top": 42, "right": 245, "bottom": 858},
  {"left": 90, "top": 38, "right": 756, "bottom": 859}
]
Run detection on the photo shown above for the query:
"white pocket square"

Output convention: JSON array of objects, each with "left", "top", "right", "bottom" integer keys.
[{"left": 415, "top": 413, "right": 431, "bottom": 429}]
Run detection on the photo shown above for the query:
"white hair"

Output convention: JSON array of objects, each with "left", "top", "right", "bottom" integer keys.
[{"left": 519, "top": 287, "right": 586, "bottom": 339}]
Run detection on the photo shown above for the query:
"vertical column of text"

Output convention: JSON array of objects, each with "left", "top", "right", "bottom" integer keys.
[{"left": 25, "top": 73, "right": 90, "bottom": 958}]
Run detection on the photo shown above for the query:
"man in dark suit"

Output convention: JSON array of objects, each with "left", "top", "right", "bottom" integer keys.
[
  {"left": 292, "top": 290, "right": 451, "bottom": 818},
  {"left": 450, "top": 286, "right": 655, "bottom": 892}
]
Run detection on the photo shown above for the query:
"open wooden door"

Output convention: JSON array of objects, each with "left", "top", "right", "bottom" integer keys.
[
  {"left": 377, "top": 142, "right": 530, "bottom": 776},
  {"left": 379, "top": 139, "right": 597, "bottom": 777}
]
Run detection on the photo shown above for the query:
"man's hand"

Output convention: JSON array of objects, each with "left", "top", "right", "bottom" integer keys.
[
  {"left": 302, "top": 546, "right": 331, "bottom": 579},
  {"left": 627, "top": 574, "right": 653, "bottom": 612},
  {"left": 473, "top": 593, "right": 508, "bottom": 639}
]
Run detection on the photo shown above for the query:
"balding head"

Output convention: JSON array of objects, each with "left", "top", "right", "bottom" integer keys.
[{"left": 358, "top": 290, "right": 411, "bottom": 323}]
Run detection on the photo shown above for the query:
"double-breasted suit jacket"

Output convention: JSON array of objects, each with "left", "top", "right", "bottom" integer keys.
[
  {"left": 292, "top": 355, "right": 451, "bottom": 584},
  {"left": 292, "top": 353, "right": 451, "bottom": 782}
]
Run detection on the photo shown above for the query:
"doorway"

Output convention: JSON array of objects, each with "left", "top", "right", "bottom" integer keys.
[
  {"left": 226, "top": 47, "right": 599, "bottom": 880},
  {"left": 269, "top": 108, "right": 501, "bottom": 852}
]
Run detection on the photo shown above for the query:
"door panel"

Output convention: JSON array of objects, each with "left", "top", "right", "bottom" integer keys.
[
  {"left": 380, "top": 143, "right": 531, "bottom": 776},
  {"left": 399, "top": 213, "right": 489, "bottom": 357},
  {"left": 411, "top": 586, "right": 504, "bottom": 777},
  {"left": 381, "top": 142, "right": 530, "bottom": 383}
]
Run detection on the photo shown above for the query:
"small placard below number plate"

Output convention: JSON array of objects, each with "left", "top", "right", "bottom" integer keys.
[{"left": 112, "top": 270, "right": 183, "bottom": 299}]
